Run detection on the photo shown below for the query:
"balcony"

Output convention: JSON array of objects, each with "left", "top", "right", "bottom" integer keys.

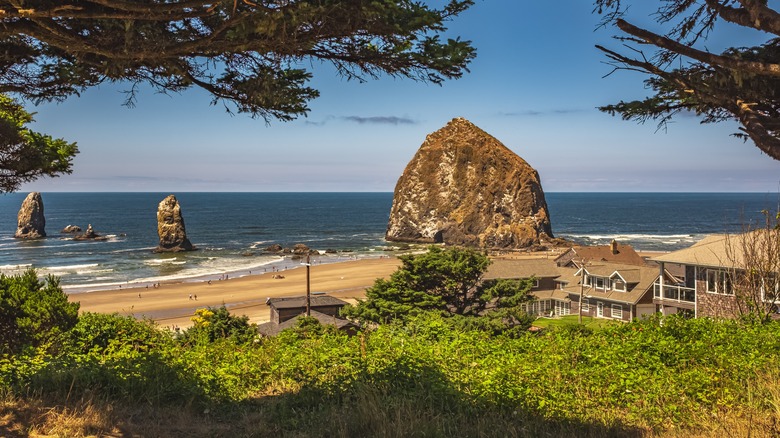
[{"left": 654, "top": 282, "right": 696, "bottom": 303}]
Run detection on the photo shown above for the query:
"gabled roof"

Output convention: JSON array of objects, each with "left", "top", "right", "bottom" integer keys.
[
  {"left": 257, "top": 310, "right": 357, "bottom": 336},
  {"left": 556, "top": 244, "right": 647, "bottom": 267},
  {"left": 651, "top": 232, "right": 778, "bottom": 269},
  {"left": 483, "top": 258, "right": 561, "bottom": 280},
  {"left": 266, "top": 295, "right": 348, "bottom": 310},
  {"left": 563, "top": 262, "right": 667, "bottom": 305}
]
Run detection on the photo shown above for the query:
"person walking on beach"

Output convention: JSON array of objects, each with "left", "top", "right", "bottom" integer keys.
[{"left": 189, "top": 294, "right": 193, "bottom": 300}]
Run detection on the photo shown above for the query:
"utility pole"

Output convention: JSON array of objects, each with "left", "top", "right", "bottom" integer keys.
[
  {"left": 579, "top": 258, "right": 586, "bottom": 324},
  {"left": 305, "top": 255, "right": 311, "bottom": 316}
]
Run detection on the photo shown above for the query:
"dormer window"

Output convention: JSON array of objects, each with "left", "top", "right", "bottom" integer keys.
[
  {"left": 594, "top": 277, "right": 607, "bottom": 290},
  {"left": 612, "top": 279, "right": 626, "bottom": 291}
]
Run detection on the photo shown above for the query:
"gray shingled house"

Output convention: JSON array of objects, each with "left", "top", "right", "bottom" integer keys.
[{"left": 257, "top": 295, "right": 358, "bottom": 336}]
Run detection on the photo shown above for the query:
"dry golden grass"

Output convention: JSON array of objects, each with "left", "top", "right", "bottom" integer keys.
[{"left": 1, "top": 394, "right": 778, "bottom": 438}]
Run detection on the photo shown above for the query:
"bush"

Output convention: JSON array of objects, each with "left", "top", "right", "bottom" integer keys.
[{"left": 0, "top": 269, "right": 79, "bottom": 356}]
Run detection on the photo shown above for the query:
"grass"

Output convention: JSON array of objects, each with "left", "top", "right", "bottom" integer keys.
[{"left": 531, "top": 314, "right": 615, "bottom": 330}]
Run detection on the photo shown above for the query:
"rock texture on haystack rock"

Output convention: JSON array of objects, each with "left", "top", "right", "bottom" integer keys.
[
  {"left": 14, "top": 192, "right": 46, "bottom": 239},
  {"left": 155, "top": 195, "right": 195, "bottom": 252},
  {"left": 386, "top": 117, "right": 553, "bottom": 249}
]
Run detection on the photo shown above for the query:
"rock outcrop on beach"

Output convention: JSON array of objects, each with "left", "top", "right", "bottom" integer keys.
[
  {"left": 14, "top": 192, "right": 46, "bottom": 239},
  {"left": 155, "top": 195, "right": 195, "bottom": 252},
  {"left": 262, "top": 243, "right": 318, "bottom": 257},
  {"left": 386, "top": 117, "right": 553, "bottom": 249}
]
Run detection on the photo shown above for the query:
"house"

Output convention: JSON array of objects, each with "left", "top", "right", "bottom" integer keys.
[
  {"left": 257, "top": 294, "right": 358, "bottom": 336},
  {"left": 484, "top": 255, "right": 678, "bottom": 321},
  {"left": 651, "top": 232, "right": 780, "bottom": 319},
  {"left": 560, "top": 261, "right": 677, "bottom": 321},
  {"left": 555, "top": 240, "right": 647, "bottom": 268}
]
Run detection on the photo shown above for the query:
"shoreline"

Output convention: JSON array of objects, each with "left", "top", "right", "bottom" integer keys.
[
  {"left": 70, "top": 256, "right": 402, "bottom": 329},
  {"left": 62, "top": 252, "right": 389, "bottom": 294}
]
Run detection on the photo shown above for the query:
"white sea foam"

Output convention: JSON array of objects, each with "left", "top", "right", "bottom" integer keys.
[
  {"left": 563, "top": 233, "right": 695, "bottom": 240},
  {"left": 144, "top": 258, "right": 180, "bottom": 265},
  {"left": 0, "top": 263, "right": 33, "bottom": 271}
]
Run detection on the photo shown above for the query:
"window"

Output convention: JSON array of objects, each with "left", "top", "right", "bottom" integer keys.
[
  {"left": 611, "top": 279, "right": 626, "bottom": 291},
  {"left": 581, "top": 299, "right": 589, "bottom": 312},
  {"left": 555, "top": 301, "right": 571, "bottom": 316},
  {"left": 596, "top": 302, "right": 604, "bottom": 317},
  {"left": 706, "top": 269, "right": 733, "bottom": 295},
  {"left": 612, "top": 304, "right": 623, "bottom": 319},
  {"left": 594, "top": 277, "right": 606, "bottom": 290},
  {"left": 530, "top": 278, "right": 540, "bottom": 289},
  {"left": 583, "top": 274, "right": 591, "bottom": 287},
  {"left": 557, "top": 281, "right": 568, "bottom": 290}
]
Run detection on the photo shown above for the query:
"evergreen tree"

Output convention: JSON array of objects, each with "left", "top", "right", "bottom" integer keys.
[
  {"left": 595, "top": 0, "right": 780, "bottom": 160},
  {"left": 0, "top": 1, "right": 476, "bottom": 120},
  {"left": 342, "top": 246, "right": 533, "bottom": 324},
  {"left": 0, "top": 94, "right": 77, "bottom": 192}
]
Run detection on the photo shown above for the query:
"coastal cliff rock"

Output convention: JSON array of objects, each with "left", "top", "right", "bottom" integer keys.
[
  {"left": 155, "top": 195, "right": 195, "bottom": 252},
  {"left": 386, "top": 117, "right": 553, "bottom": 249},
  {"left": 14, "top": 192, "right": 46, "bottom": 239}
]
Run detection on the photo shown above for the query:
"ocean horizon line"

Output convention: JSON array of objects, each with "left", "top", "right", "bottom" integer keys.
[{"left": 7, "top": 190, "right": 779, "bottom": 194}]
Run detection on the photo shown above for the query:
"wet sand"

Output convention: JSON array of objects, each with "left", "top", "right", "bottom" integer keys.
[{"left": 70, "top": 257, "right": 401, "bottom": 329}]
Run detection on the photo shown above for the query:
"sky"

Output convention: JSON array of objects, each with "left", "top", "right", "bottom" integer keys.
[{"left": 17, "top": 1, "right": 780, "bottom": 193}]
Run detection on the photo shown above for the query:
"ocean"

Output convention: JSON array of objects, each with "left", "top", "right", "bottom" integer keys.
[{"left": 1, "top": 192, "right": 777, "bottom": 292}]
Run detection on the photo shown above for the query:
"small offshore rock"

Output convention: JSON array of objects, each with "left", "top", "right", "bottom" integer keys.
[
  {"left": 73, "top": 224, "right": 109, "bottom": 241},
  {"left": 61, "top": 225, "right": 82, "bottom": 233},
  {"left": 15, "top": 192, "right": 46, "bottom": 239},
  {"left": 155, "top": 195, "right": 195, "bottom": 252}
]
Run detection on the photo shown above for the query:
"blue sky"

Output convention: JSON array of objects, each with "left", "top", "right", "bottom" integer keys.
[{"left": 19, "top": 1, "right": 780, "bottom": 193}]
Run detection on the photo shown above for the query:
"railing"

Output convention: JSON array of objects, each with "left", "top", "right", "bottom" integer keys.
[{"left": 654, "top": 282, "right": 696, "bottom": 303}]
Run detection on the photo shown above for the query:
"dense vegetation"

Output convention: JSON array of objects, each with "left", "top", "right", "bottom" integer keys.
[
  {"left": 0, "top": 268, "right": 777, "bottom": 437},
  {"left": 0, "top": 94, "right": 78, "bottom": 193},
  {"left": 342, "top": 247, "right": 535, "bottom": 337}
]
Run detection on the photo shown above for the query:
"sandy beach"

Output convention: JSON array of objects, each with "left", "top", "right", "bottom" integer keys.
[{"left": 70, "top": 257, "right": 401, "bottom": 329}]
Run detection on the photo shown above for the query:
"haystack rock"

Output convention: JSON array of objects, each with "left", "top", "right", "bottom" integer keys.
[
  {"left": 155, "top": 195, "right": 195, "bottom": 252},
  {"left": 14, "top": 192, "right": 46, "bottom": 239},
  {"left": 386, "top": 117, "right": 553, "bottom": 249}
]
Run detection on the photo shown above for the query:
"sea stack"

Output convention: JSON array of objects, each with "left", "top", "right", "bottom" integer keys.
[
  {"left": 14, "top": 192, "right": 46, "bottom": 239},
  {"left": 386, "top": 117, "right": 553, "bottom": 249},
  {"left": 155, "top": 194, "right": 195, "bottom": 252}
]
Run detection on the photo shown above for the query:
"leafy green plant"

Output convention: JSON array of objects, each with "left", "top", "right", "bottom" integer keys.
[{"left": 0, "top": 268, "right": 79, "bottom": 356}]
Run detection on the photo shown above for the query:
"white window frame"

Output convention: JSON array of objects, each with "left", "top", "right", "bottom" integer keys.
[
  {"left": 594, "top": 277, "right": 607, "bottom": 290},
  {"left": 706, "top": 269, "right": 733, "bottom": 295},
  {"left": 611, "top": 279, "right": 626, "bottom": 292},
  {"left": 555, "top": 301, "right": 571, "bottom": 316},
  {"left": 611, "top": 304, "right": 623, "bottom": 320},
  {"left": 596, "top": 302, "right": 604, "bottom": 318},
  {"left": 581, "top": 299, "right": 589, "bottom": 312}
]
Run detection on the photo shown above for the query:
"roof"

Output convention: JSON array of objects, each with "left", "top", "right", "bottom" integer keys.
[
  {"left": 257, "top": 310, "right": 357, "bottom": 336},
  {"left": 652, "top": 231, "right": 779, "bottom": 269},
  {"left": 555, "top": 244, "right": 647, "bottom": 267},
  {"left": 562, "top": 261, "right": 667, "bottom": 305},
  {"left": 484, "top": 258, "right": 669, "bottom": 306},
  {"left": 484, "top": 258, "right": 561, "bottom": 280},
  {"left": 266, "top": 295, "right": 348, "bottom": 310}
]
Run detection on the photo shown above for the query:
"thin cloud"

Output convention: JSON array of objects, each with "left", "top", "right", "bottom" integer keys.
[
  {"left": 305, "top": 115, "right": 418, "bottom": 125},
  {"left": 341, "top": 116, "right": 417, "bottom": 125},
  {"left": 499, "top": 108, "right": 588, "bottom": 117}
]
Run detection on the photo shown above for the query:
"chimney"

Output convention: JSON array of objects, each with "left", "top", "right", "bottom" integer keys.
[{"left": 610, "top": 239, "right": 618, "bottom": 254}]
